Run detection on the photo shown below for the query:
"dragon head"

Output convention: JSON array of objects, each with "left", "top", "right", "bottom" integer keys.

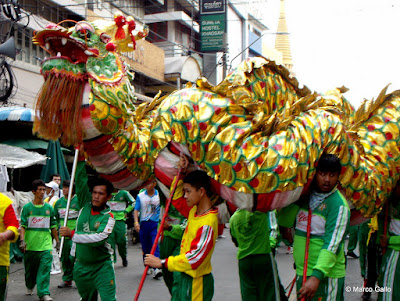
[{"left": 32, "top": 15, "right": 149, "bottom": 145}]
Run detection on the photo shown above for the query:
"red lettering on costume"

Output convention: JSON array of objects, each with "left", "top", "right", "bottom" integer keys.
[
  {"left": 32, "top": 217, "right": 44, "bottom": 224},
  {"left": 298, "top": 211, "right": 308, "bottom": 223}
]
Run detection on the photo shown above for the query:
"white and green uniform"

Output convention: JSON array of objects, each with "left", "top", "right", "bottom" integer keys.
[
  {"left": 107, "top": 190, "right": 134, "bottom": 263},
  {"left": 20, "top": 202, "right": 57, "bottom": 299},
  {"left": 54, "top": 195, "right": 80, "bottom": 282},
  {"left": 72, "top": 161, "right": 116, "bottom": 301},
  {"left": 278, "top": 188, "right": 350, "bottom": 301},
  {"left": 378, "top": 199, "right": 400, "bottom": 301}
]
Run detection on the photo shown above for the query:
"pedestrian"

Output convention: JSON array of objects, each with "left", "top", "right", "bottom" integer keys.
[
  {"left": 59, "top": 157, "right": 116, "bottom": 301},
  {"left": 145, "top": 155, "right": 219, "bottom": 301},
  {"left": 53, "top": 179, "right": 80, "bottom": 288},
  {"left": 346, "top": 225, "right": 360, "bottom": 258},
  {"left": 134, "top": 178, "right": 162, "bottom": 278},
  {"left": 230, "top": 209, "right": 285, "bottom": 301},
  {"left": 20, "top": 179, "right": 59, "bottom": 301},
  {"left": 44, "top": 180, "right": 61, "bottom": 275},
  {"left": 378, "top": 181, "right": 400, "bottom": 301},
  {"left": 278, "top": 153, "right": 350, "bottom": 301},
  {"left": 107, "top": 189, "right": 135, "bottom": 267},
  {"left": 50, "top": 174, "right": 62, "bottom": 198},
  {"left": 0, "top": 192, "right": 19, "bottom": 301}
]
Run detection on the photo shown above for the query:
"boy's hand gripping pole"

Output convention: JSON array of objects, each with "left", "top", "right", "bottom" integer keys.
[
  {"left": 58, "top": 146, "right": 80, "bottom": 257},
  {"left": 134, "top": 168, "right": 182, "bottom": 301}
]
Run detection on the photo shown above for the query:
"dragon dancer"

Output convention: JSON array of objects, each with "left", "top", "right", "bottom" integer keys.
[
  {"left": 278, "top": 154, "right": 350, "bottom": 301},
  {"left": 60, "top": 155, "right": 116, "bottom": 301}
]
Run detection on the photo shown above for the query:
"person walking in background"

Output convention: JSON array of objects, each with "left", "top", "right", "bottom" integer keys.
[
  {"left": 134, "top": 178, "right": 162, "bottom": 278},
  {"left": 20, "top": 179, "right": 59, "bottom": 301},
  {"left": 346, "top": 225, "right": 360, "bottom": 259},
  {"left": 50, "top": 174, "right": 62, "bottom": 198},
  {"left": 107, "top": 189, "right": 135, "bottom": 267},
  {"left": 44, "top": 181, "right": 61, "bottom": 275},
  {"left": 53, "top": 179, "right": 80, "bottom": 288},
  {"left": 0, "top": 192, "right": 19, "bottom": 301}
]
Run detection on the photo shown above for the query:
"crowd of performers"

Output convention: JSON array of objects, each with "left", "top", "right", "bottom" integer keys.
[{"left": 0, "top": 152, "right": 399, "bottom": 301}]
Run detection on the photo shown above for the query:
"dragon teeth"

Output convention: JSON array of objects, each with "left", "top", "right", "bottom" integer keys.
[
  {"left": 61, "top": 38, "right": 67, "bottom": 45},
  {"left": 57, "top": 52, "right": 61, "bottom": 57},
  {"left": 84, "top": 50, "right": 94, "bottom": 56},
  {"left": 45, "top": 42, "right": 50, "bottom": 49}
]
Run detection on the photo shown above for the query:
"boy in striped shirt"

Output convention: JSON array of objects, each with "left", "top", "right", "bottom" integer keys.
[{"left": 145, "top": 155, "right": 218, "bottom": 301}]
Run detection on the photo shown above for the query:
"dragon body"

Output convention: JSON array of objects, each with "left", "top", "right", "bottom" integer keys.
[{"left": 33, "top": 17, "right": 400, "bottom": 218}]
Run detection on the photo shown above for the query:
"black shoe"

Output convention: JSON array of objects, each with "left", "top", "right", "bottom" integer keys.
[
  {"left": 122, "top": 259, "right": 128, "bottom": 267},
  {"left": 362, "top": 292, "right": 371, "bottom": 301},
  {"left": 347, "top": 251, "right": 359, "bottom": 259},
  {"left": 153, "top": 268, "right": 162, "bottom": 279},
  {"left": 57, "top": 281, "right": 72, "bottom": 288}
]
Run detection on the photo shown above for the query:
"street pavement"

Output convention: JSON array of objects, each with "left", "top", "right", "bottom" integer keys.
[{"left": 8, "top": 228, "right": 372, "bottom": 301}]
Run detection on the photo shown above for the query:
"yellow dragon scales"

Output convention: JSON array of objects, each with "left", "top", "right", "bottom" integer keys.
[{"left": 32, "top": 17, "right": 400, "bottom": 218}]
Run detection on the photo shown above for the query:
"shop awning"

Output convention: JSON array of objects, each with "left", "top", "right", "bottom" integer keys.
[{"left": 0, "top": 144, "right": 47, "bottom": 168}]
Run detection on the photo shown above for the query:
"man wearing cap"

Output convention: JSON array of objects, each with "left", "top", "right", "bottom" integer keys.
[{"left": 44, "top": 181, "right": 61, "bottom": 275}]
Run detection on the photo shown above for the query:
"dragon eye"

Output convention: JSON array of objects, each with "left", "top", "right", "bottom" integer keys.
[{"left": 75, "top": 21, "right": 95, "bottom": 39}]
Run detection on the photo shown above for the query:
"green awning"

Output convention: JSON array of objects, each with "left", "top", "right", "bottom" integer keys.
[{"left": 1, "top": 138, "right": 71, "bottom": 153}]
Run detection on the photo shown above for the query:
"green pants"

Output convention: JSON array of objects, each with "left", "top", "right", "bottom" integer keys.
[
  {"left": 160, "top": 235, "right": 181, "bottom": 294},
  {"left": 108, "top": 220, "right": 127, "bottom": 263},
  {"left": 358, "top": 221, "right": 369, "bottom": 278},
  {"left": 378, "top": 248, "right": 400, "bottom": 301},
  {"left": 73, "top": 260, "right": 116, "bottom": 301},
  {"left": 296, "top": 276, "right": 344, "bottom": 301},
  {"left": 238, "top": 254, "right": 281, "bottom": 301},
  {"left": 347, "top": 225, "right": 359, "bottom": 252},
  {"left": 24, "top": 250, "right": 52, "bottom": 298},
  {"left": 0, "top": 266, "right": 8, "bottom": 301},
  {"left": 60, "top": 238, "right": 75, "bottom": 282},
  {"left": 172, "top": 272, "right": 214, "bottom": 301}
]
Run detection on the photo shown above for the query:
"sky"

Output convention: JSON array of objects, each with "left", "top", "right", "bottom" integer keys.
[{"left": 263, "top": 0, "right": 400, "bottom": 108}]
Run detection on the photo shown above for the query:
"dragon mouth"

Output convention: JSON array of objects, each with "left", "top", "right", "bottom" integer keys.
[{"left": 35, "top": 30, "right": 99, "bottom": 64}]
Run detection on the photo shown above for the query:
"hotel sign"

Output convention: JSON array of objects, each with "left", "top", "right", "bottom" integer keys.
[{"left": 200, "top": 0, "right": 226, "bottom": 52}]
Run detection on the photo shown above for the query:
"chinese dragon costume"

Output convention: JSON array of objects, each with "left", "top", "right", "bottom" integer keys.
[{"left": 32, "top": 16, "right": 400, "bottom": 218}]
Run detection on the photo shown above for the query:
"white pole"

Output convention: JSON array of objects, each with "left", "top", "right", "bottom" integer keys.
[{"left": 59, "top": 147, "right": 80, "bottom": 257}]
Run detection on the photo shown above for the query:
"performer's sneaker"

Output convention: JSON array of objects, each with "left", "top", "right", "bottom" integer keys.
[
  {"left": 57, "top": 281, "right": 72, "bottom": 288},
  {"left": 346, "top": 251, "right": 359, "bottom": 259},
  {"left": 26, "top": 288, "right": 34, "bottom": 295},
  {"left": 122, "top": 259, "right": 128, "bottom": 267},
  {"left": 153, "top": 268, "right": 163, "bottom": 279},
  {"left": 40, "top": 295, "right": 53, "bottom": 301}
]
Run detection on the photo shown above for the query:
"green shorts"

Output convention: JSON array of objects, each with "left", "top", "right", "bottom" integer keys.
[{"left": 172, "top": 272, "right": 214, "bottom": 301}]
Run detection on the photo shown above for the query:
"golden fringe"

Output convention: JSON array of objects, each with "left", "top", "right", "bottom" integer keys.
[{"left": 34, "top": 75, "right": 84, "bottom": 146}]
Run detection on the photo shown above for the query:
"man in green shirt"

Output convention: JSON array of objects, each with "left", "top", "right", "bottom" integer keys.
[
  {"left": 20, "top": 179, "right": 59, "bottom": 301},
  {"left": 60, "top": 158, "right": 116, "bottom": 301},
  {"left": 230, "top": 209, "right": 284, "bottom": 301},
  {"left": 107, "top": 189, "right": 135, "bottom": 266},
  {"left": 54, "top": 179, "right": 80, "bottom": 288},
  {"left": 278, "top": 154, "right": 350, "bottom": 301}
]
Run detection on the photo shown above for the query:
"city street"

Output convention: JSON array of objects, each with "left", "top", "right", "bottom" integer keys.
[{"left": 7, "top": 228, "right": 371, "bottom": 301}]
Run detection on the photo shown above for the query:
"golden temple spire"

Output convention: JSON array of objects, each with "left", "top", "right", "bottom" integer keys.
[{"left": 275, "top": 0, "right": 293, "bottom": 72}]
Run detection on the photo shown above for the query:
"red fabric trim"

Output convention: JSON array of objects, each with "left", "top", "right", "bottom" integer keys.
[
  {"left": 154, "top": 167, "right": 173, "bottom": 187},
  {"left": 4, "top": 205, "right": 19, "bottom": 229},
  {"left": 71, "top": 230, "right": 75, "bottom": 237},
  {"left": 108, "top": 212, "right": 114, "bottom": 218},
  {"left": 188, "top": 225, "right": 214, "bottom": 270},
  {"left": 171, "top": 196, "right": 191, "bottom": 218},
  {"left": 83, "top": 135, "right": 114, "bottom": 156},
  {"left": 101, "top": 168, "right": 132, "bottom": 183}
]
